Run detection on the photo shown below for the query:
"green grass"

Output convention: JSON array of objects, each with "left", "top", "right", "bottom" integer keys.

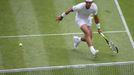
[
  {"left": 118, "top": 0, "right": 134, "bottom": 40},
  {"left": 0, "top": 0, "right": 134, "bottom": 75},
  {"left": 0, "top": 0, "right": 17, "bottom": 36}
]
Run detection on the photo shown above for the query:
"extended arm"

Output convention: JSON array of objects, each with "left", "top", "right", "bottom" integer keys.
[{"left": 56, "top": 8, "right": 73, "bottom": 22}]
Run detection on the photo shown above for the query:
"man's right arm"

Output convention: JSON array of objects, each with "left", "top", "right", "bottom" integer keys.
[{"left": 56, "top": 8, "right": 73, "bottom": 22}]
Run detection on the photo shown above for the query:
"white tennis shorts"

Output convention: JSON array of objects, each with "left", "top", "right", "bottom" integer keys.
[{"left": 75, "top": 16, "right": 93, "bottom": 27}]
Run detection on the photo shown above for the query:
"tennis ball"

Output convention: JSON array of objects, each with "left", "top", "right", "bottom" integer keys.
[{"left": 19, "top": 43, "right": 23, "bottom": 47}]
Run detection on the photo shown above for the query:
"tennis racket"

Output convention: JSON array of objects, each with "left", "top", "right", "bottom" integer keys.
[{"left": 100, "top": 33, "right": 119, "bottom": 53}]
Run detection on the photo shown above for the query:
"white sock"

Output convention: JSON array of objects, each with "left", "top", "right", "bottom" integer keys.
[{"left": 89, "top": 46, "right": 96, "bottom": 54}]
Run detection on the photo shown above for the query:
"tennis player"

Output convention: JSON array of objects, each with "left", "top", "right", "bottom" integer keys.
[{"left": 56, "top": 0, "right": 102, "bottom": 56}]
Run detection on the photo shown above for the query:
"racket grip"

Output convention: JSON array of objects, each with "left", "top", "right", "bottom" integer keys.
[{"left": 100, "top": 33, "right": 105, "bottom": 37}]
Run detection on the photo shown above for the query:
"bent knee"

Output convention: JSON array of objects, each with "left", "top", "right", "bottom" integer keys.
[{"left": 85, "top": 32, "right": 91, "bottom": 36}]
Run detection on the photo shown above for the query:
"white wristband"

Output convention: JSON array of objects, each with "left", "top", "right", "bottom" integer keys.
[
  {"left": 61, "top": 12, "right": 66, "bottom": 17},
  {"left": 96, "top": 23, "right": 101, "bottom": 29}
]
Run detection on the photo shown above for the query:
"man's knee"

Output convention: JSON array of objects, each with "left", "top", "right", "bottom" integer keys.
[{"left": 85, "top": 32, "right": 90, "bottom": 36}]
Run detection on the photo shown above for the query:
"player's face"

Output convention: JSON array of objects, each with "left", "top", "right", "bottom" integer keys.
[{"left": 85, "top": 1, "right": 92, "bottom": 9}]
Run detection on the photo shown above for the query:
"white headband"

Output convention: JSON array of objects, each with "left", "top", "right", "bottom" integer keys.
[{"left": 85, "top": 0, "right": 93, "bottom": 2}]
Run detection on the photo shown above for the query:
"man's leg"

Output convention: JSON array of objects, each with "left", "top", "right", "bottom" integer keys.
[
  {"left": 80, "top": 25, "right": 98, "bottom": 55},
  {"left": 73, "top": 26, "right": 91, "bottom": 48},
  {"left": 80, "top": 25, "right": 92, "bottom": 46},
  {"left": 81, "top": 26, "right": 92, "bottom": 42}
]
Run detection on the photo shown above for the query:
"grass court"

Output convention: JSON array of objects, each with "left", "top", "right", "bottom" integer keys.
[{"left": 0, "top": 0, "right": 134, "bottom": 75}]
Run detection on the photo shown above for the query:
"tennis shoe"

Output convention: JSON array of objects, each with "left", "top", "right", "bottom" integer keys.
[
  {"left": 73, "top": 36, "right": 81, "bottom": 48},
  {"left": 91, "top": 49, "right": 99, "bottom": 57}
]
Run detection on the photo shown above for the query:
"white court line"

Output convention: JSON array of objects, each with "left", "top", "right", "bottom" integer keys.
[
  {"left": 0, "top": 61, "right": 134, "bottom": 73},
  {"left": 0, "top": 30, "right": 126, "bottom": 38},
  {"left": 114, "top": 0, "right": 134, "bottom": 48}
]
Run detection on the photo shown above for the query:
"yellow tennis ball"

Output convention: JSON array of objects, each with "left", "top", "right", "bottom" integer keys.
[{"left": 19, "top": 43, "right": 23, "bottom": 47}]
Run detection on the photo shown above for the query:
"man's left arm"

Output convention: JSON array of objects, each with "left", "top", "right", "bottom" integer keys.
[{"left": 94, "top": 15, "right": 102, "bottom": 33}]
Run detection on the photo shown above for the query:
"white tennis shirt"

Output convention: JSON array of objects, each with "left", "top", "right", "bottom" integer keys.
[{"left": 72, "top": 2, "right": 98, "bottom": 20}]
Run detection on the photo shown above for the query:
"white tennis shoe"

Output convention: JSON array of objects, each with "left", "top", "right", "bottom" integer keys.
[
  {"left": 90, "top": 49, "right": 99, "bottom": 57},
  {"left": 73, "top": 36, "right": 81, "bottom": 48}
]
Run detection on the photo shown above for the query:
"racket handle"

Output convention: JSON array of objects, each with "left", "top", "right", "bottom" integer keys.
[{"left": 100, "top": 33, "right": 105, "bottom": 37}]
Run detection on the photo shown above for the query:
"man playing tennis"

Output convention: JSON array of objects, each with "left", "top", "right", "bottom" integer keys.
[{"left": 56, "top": 0, "right": 102, "bottom": 56}]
